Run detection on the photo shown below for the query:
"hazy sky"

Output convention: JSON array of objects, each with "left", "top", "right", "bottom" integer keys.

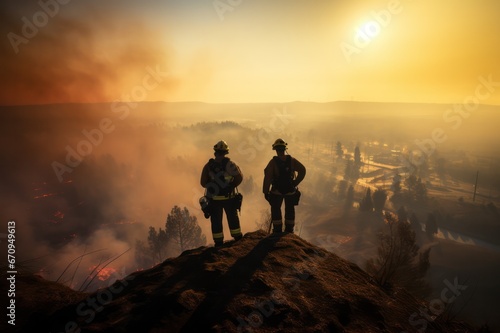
[{"left": 1, "top": 0, "right": 499, "bottom": 105}]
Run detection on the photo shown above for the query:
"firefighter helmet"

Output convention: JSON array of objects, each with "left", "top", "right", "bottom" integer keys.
[
  {"left": 272, "top": 138, "right": 287, "bottom": 150},
  {"left": 213, "top": 140, "right": 229, "bottom": 153}
]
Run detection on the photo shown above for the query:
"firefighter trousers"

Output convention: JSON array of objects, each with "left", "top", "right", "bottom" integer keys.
[
  {"left": 269, "top": 193, "right": 295, "bottom": 233},
  {"left": 210, "top": 198, "right": 242, "bottom": 245}
]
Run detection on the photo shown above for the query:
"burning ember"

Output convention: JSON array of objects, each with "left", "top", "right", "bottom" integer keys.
[{"left": 89, "top": 266, "right": 118, "bottom": 281}]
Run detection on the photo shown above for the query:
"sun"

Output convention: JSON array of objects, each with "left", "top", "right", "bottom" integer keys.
[{"left": 356, "top": 20, "right": 382, "bottom": 40}]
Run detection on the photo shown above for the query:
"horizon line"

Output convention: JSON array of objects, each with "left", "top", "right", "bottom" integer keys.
[{"left": 2, "top": 100, "right": 500, "bottom": 108}]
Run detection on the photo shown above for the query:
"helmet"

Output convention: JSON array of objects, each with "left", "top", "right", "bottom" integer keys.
[
  {"left": 272, "top": 138, "right": 287, "bottom": 150},
  {"left": 213, "top": 140, "right": 229, "bottom": 153}
]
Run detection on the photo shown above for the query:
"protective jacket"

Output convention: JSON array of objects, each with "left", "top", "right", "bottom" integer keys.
[
  {"left": 263, "top": 155, "right": 306, "bottom": 195},
  {"left": 201, "top": 157, "right": 243, "bottom": 199}
]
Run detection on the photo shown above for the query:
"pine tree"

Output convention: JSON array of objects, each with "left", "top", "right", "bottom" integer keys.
[
  {"left": 148, "top": 226, "right": 168, "bottom": 262},
  {"left": 134, "top": 226, "right": 168, "bottom": 268},
  {"left": 354, "top": 146, "right": 361, "bottom": 168},
  {"left": 392, "top": 174, "right": 402, "bottom": 194},
  {"left": 135, "top": 240, "right": 154, "bottom": 269},
  {"left": 359, "top": 188, "right": 373, "bottom": 212},
  {"left": 415, "top": 178, "right": 428, "bottom": 202},
  {"left": 337, "top": 179, "right": 348, "bottom": 199},
  {"left": 336, "top": 141, "right": 344, "bottom": 159},
  {"left": 165, "top": 206, "right": 207, "bottom": 254},
  {"left": 345, "top": 185, "right": 354, "bottom": 209}
]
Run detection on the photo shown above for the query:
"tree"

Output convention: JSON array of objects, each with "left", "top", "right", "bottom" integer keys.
[
  {"left": 337, "top": 179, "right": 348, "bottom": 200},
  {"left": 165, "top": 206, "right": 206, "bottom": 254},
  {"left": 366, "top": 212, "right": 431, "bottom": 296},
  {"left": 359, "top": 188, "right": 373, "bottom": 212},
  {"left": 372, "top": 189, "right": 387, "bottom": 212},
  {"left": 403, "top": 175, "right": 427, "bottom": 202},
  {"left": 148, "top": 226, "right": 168, "bottom": 262},
  {"left": 391, "top": 174, "right": 402, "bottom": 194},
  {"left": 345, "top": 185, "right": 354, "bottom": 210},
  {"left": 405, "top": 174, "right": 418, "bottom": 193},
  {"left": 354, "top": 146, "right": 362, "bottom": 168},
  {"left": 135, "top": 240, "right": 154, "bottom": 269},
  {"left": 135, "top": 226, "right": 168, "bottom": 268},
  {"left": 336, "top": 141, "right": 343, "bottom": 159},
  {"left": 414, "top": 178, "right": 428, "bottom": 202}
]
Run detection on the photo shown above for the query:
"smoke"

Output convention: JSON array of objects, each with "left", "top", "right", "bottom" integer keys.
[
  {"left": 0, "top": 105, "right": 280, "bottom": 290},
  {"left": 0, "top": 2, "right": 177, "bottom": 105}
]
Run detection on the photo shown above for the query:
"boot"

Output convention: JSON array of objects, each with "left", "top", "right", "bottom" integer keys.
[
  {"left": 272, "top": 219, "right": 283, "bottom": 233},
  {"left": 284, "top": 220, "right": 295, "bottom": 233}
]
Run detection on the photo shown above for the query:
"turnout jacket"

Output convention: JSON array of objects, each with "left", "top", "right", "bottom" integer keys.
[
  {"left": 200, "top": 157, "right": 243, "bottom": 198},
  {"left": 263, "top": 155, "right": 306, "bottom": 195}
]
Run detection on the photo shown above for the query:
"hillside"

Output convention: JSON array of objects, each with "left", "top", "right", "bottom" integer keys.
[{"left": 5, "top": 230, "right": 478, "bottom": 333}]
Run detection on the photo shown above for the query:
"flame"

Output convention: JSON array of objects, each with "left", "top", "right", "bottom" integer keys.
[{"left": 89, "top": 266, "right": 117, "bottom": 281}]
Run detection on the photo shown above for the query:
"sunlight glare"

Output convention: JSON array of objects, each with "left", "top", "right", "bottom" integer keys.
[{"left": 356, "top": 20, "right": 382, "bottom": 41}]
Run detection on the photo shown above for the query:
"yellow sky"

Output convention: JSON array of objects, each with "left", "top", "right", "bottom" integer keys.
[{"left": 0, "top": 0, "right": 499, "bottom": 105}]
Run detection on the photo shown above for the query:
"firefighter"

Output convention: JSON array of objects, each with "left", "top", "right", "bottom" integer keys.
[
  {"left": 263, "top": 139, "right": 306, "bottom": 233},
  {"left": 200, "top": 140, "right": 243, "bottom": 247}
]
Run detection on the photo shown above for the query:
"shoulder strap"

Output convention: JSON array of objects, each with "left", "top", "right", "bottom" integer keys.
[
  {"left": 222, "top": 157, "right": 230, "bottom": 169},
  {"left": 208, "top": 157, "right": 230, "bottom": 171},
  {"left": 272, "top": 156, "right": 293, "bottom": 177},
  {"left": 286, "top": 155, "right": 292, "bottom": 168}
]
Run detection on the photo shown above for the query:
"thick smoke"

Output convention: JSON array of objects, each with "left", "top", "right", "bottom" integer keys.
[
  {"left": 0, "top": 2, "right": 177, "bottom": 105},
  {"left": 0, "top": 105, "right": 284, "bottom": 290}
]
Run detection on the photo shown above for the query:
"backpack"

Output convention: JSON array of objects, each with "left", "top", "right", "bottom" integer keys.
[
  {"left": 272, "top": 155, "right": 295, "bottom": 194},
  {"left": 207, "top": 157, "right": 233, "bottom": 197}
]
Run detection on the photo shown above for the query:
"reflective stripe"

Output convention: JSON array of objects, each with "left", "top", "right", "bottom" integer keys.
[
  {"left": 212, "top": 194, "right": 234, "bottom": 200},
  {"left": 285, "top": 219, "right": 295, "bottom": 225},
  {"left": 230, "top": 228, "right": 241, "bottom": 236},
  {"left": 212, "top": 232, "right": 224, "bottom": 239},
  {"left": 272, "top": 219, "right": 282, "bottom": 226}
]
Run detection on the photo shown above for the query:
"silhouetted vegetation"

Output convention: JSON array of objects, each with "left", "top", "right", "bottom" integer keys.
[
  {"left": 366, "top": 212, "right": 431, "bottom": 296},
  {"left": 345, "top": 185, "right": 355, "bottom": 210},
  {"left": 359, "top": 188, "right": 374, "bottom": 212},
  {"left": 135, "top": 226, "right": 168, "bottom": 268},
  {"left": 336, "top": 141, "right": 343, "bottom": 159},
  {"left": 166, "top": 206, "right": 206, "bottom": 254},
  {"left": 136, "top": 206, "right": 206, "bottom": 268}
]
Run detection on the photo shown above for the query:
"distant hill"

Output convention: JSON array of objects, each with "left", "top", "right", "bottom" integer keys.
[{"left": 6, "top": 231, "right": 476, "bottom": 333}]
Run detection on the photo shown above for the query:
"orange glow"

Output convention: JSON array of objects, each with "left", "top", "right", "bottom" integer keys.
[
  {"left": 89, "top": 266, "right": 117, "bottom": 282},
  {"left": 1, "top": 1, "right": 499, "bottom": 105}
]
